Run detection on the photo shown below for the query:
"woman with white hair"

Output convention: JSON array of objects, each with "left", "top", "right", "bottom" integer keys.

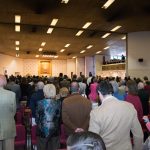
[{"left": 36, "top": 84, "right": 61, "bottom": 150}]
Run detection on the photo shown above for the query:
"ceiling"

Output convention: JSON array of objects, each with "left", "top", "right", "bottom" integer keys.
[{"left": 0, "top": 0, "right": 150, "bottom": 59}]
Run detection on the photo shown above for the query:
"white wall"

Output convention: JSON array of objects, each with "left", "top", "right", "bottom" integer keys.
[
  {"left": 95, "top": 55, "right": 103, "bottom": 75},
  {"left": 67, "top": 59, "right": 76, "bottom": 77},
  {"left": 128, "top": 31, "right": 150, "bottom": 79},
  {"left": 76, "top": 57, "right": 85, "bottom": 76},
  {"left": 0, "top": 54, "right": 23, "bottom": 76}
]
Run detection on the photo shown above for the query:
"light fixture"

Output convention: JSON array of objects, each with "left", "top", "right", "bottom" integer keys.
[
  {"left": 54, "top": 56, "right": 58, "bottom": 58},
  {"left": 61, "top": 0, "right": 69, "bottom": 4},
  {"left": 86, "top": 45, "right": 93, "bottom": 49},
  {"left": 41, "top": 42, "right": 46, "bottom": 46},
  {"left": 121, "top": 36, "right": 126, "bottom": 40},
  {"left": 15, "top": 41, "right": 20, "bottom": 45},
  {"left": 16, "top": 53, "right": 19, "bottom": 57},
  {"left": 15, "top": 15, "right": 21, "bottom": 23},
  {"left": 82, "top": 22, "right": 92, "bottom": 29},
  {"left": 101, "top": 33, "right": 111, "bottom": 38},
  {"left": 80, "top": 50, "right": 86, "bottom": 53},
  {"left": 35, "top": 55, "right": 39, "bottom": 58},
  {"left": 51, "top": 19, "right": 58, "bottom": 26},
  {"left": 111, "top": 26, "right": 122, "bottom": 32},
  {"left": 60, "top": 49, "right": 65, "bottom": 52},
  {"left": 15, "top": 25, "right": 20, "bottom": 32},
  {"left": 16, "top": 47, "right": 19, "bottom": 51},
  {"left": 102, "top": 0, "right": 115, "bottom": 9},
  {"left": 96, "top": 51, "right": 102, "bottom": 54},
  {"left": 76, "top": 30, "right": 84, "bottom": 36},
  {"left": 42, "top": 51, "right": 57, "bottom": 58},
  {"left": 104, "top": 46, "right": 109, "bottom": 50},
  {"left": 39, "top": 48, "right": 43, "bottom": 52},
  {"left": 65, "top": 44, "right": 70, "bottom": 47},
  {"left": 47, "top": 27, "right": 54, "bottom": 34},
  {"left": 72, "top": 56, "right": 76, "bottom": 59}
]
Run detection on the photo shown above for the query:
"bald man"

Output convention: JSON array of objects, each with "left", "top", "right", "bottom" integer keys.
[
  {"left": 62, "top": 82, "right": 92, "bottom": 136},
  {"left": 0, "top": 75, "right": 16, "bottom": 150}
]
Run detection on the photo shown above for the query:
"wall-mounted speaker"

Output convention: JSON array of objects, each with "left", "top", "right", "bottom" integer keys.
[{"left": 138, "top": 58, "right": 143, "bottom": 62}]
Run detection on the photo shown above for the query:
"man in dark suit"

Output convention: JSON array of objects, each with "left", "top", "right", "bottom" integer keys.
[{"left": 62, "top": 82, "right": 91, "bottom": 136}]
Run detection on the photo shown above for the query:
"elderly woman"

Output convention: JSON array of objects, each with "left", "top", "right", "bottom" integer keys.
[{"left": 36, "top": 84, "right": 61, "bottom": 150}]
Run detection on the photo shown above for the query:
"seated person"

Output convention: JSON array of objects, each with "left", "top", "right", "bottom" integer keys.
[{"left": 67, "top": 131, "right": 106, "bottom": 150}]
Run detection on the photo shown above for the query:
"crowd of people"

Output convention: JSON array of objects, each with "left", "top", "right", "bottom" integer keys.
[{"left": 0, "top": 72, "right": 150, "bottom": 150}]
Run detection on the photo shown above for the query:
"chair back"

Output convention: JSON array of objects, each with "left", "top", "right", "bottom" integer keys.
[
  {"left": 60, "top": 124, "right": 67, "bottom": 145},
  {"left": 15, "top": 111, "right": 23, "bottom": 124},
  {"left": 31, "top": 125, "right": 37, "bottom": 145}
]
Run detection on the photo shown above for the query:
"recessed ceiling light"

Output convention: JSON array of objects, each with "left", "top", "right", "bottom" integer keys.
[
  {"left": 41, "top": 42, "right": 46, "bottom": 46},
  {"left": 72, "top": 56, "right": 76, "bottom": 59},
  {"left": 16, "top": 47, "right": 19, "bottom": 51},
  {"left": 65, "top": 44, "right": 70, "bottom": 47},
  {"left": 96, "top": 51, "right": 102, "bottom": 54},
  {"left": 104, "top": 46, "right": 109, "bottom": 50},
  {"left": 60, "top": 49, "right": 65, "bottom": 52},
  {"left": 61, "top": 0, "right": 69, "bottom": 4},
  {"left": 111, "top": 26, "right": 122, "bottom": 32},
  {"left": 102, "top": 0, "right": 115, "bottom": 9},
  {"left": 16, "top": 53, "right": 19, "bottom": 57},
  {"left": 15, "top": 41, "right": 20, "bottom": 45},
  {"left": 80, "top": 50, "right": 86, "bottom": 53},
  {"left": 86, "top": 45, "right": 93, "bottom": 49},
  {"left": 101, "top": 33, "right": 111, "bottom": 38},
  {"left": 54, "top": 56, "right": 58, "bottom": 58},
  {"left": 82, "top": 22, "right": 92, "bottom": 29},
  {"left": 15, "top": 15, "right": 21, "bottom": 23},
  {"left": 35, "top": 55, "right": 39, "bottom": 58},
  {"left": 121, "top": 36, "right": 126, "bottom": 40},
  {"left": 47, "top": 27, "right": 54, "bottom": 34},
  {"left": 51, "top": 19, "right": 58, "bottom": 26},
  {"left": 15, "top": 25, "right": 20, "bottom": 32},
  {"left": 39, "top": 48, "right": 43, "bottom": 52},
  {"left": 76, "top": 30, "right": 84, "bottom": 36}
]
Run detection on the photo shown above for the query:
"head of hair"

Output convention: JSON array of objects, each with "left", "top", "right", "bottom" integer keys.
[
  {"left": 70, "top": 82, "right": 79, "bottom": 93},
  {"left": 37, "top": 81, "right": 44, "bottom": 90},
  {"left": 59, "top": 87, "right": 69, "bottom": 98},
  {"left": 0, "top": 75, "right": 7, "bottom": 87},
  {"left": 67, "top": 131, "right": 106, "bottom": 150},
  {"left": 126, "top": 80, "right": 138, "bottom": 95},
  {"left": 97, "top": 80, "right": 113, "bottom": 95},
  {"left": 144, "top": 76, "right": 148, "bottom": 81},
  {"left": 43, "top": 84, "right": 56, "bottom": 99},
  {"left": 77, "top": 77, "right": 83, "bottom": 82}
]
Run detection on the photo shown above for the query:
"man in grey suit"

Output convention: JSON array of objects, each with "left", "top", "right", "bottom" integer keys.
[
  {"left": 0, "top": 75, "right": 16, "bottom": 150},
  {"left": 62, "top": 82, "right": 91, "bottom": 136},
  {"left": 89, "top": 80, "right": 143, "bottom": 150}
]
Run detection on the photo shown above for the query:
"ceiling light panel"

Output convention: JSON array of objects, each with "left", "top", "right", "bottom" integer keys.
[
  {"left": 121, "top": 36, "right": 126, "bottom": 40},
  {"left": 51, "top": 19, "right": 58, "bottom": 26},
  {"left": 80, "top": 50, "right": 86, "bottom": 53},
  {"left": 102, "top": 0, "right": 115, "bottom": 9},
  {"left": 41, "top": 42, "right": 46, "bottom": 46},
  {"left": 15, "top": 15, "right": 21, "bottom": 23},
  {"left": 39, "top": 48, "right": 43, "bottom": 52},
  {"left": 76, "top": 30, "right": 84, "bottom": 36},
  {"left": 111, "top": 26, "right": 122, "bottom": 32},
  {"left": 15, "top": 41, "right": 20, "bottom": 45},
  {"left": 101, "top": 33, "right": 111, "bottom": 38},
  {"left": 47, "top": 27, "right": 54, "bottom": 34},
  {"left": 61, "top": 0, "right": 69, "bottom": 4},
  {"left": 104, "top": 46, "right": 109, "bottom": 50},
  {"left": 35, "top": 55, "right": 39, "bottom": 58},
  {"left": 65, "top": 44, "right": 70, "bottom": 47},
  {"left": 15, "top": 25, "right": 20, "bottom": 32},
  {"left": 96, "top": 51, "right": 102, "bottom": 54},
  {"left": 60, "top": 49, "right": 65, "bottom": 52},
  {"left": 72, "top": 56, "right": 76, "bottom": 59},
  {"left": 54, "top": 56, "right": 58, "bottom": 58},
  {"left": 86, "top": 45, "right": 93, "bottom": 49},
  {"left": 82, "top": 22, "right": 92, "bottom": 29},
  {"left": 16, "top": 47, "right": 19, "bottom": 51},
  {"left": 16, "top": 53, "right": 19, "bottom": 57}
]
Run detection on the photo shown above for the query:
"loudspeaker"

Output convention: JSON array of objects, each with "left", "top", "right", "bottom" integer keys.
[{"left": 138, "top": 58, "right": 143, "bottom": 62}]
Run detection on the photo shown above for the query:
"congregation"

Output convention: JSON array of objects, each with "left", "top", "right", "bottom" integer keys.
[{"left": 0, "top": 72, "right": 150, "bottom": 150}]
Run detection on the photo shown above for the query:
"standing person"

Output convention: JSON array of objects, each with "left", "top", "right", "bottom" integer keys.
[
  {"left": 89, "top": 81, "right": 143, "bottom": 150},
  {"left": 62, "top": 82, "right": 92, "bottom": 137},
  {"left": 0, "top": 75, "right": 16, "bottom": 150},
  {"left": 36, "top": 84, "right": 61, "bottom": 150}
]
